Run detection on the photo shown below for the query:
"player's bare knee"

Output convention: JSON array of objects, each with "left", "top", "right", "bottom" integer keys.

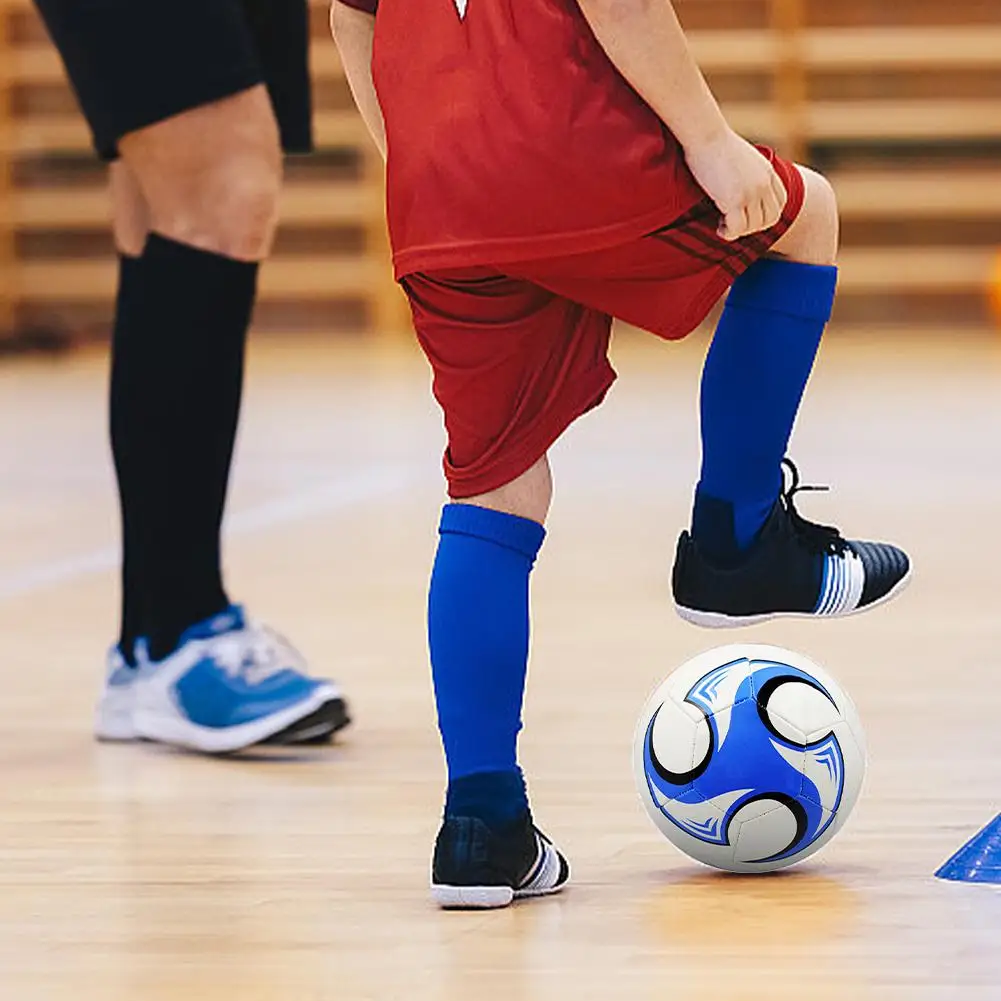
[
  {"left": 202, "top": 156, "right": 283, "bottom": 258},
  {"left": 771, "top": 167, "right": 839, "bottom": 267},
  {"left": 461, "top": 456, "right": 553, "bottom": 526},
  {"left": 120, "top": 88, "right": 283, "bottom": 261},
  {"left": 141, "top": 151, "right": 282, "bottom": 260}
]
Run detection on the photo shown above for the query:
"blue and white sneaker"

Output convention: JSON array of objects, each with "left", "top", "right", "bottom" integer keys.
[{"left": 95, "top": 606, "right": 350, "bottom": 753}]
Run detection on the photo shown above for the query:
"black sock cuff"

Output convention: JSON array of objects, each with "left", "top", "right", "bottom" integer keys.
[
  {"left": 143, "top": 232, "right": 260, "bottom": 282},
  {"left": 138, "top": 234, "right": 259, "bottom": 357}
]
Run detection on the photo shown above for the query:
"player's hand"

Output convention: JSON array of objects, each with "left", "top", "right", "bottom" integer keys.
[{"left": 683, "top": 127, "right": 788, "bottom": 242}]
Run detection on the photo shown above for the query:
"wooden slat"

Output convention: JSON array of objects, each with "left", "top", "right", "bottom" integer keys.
[
  {"left": 809, "top": 100, "right": 1001, "bottom": 141},
  {"left": 313, "top": 109, "right": 374, "bottom": 148},
  {"left": 0, "top": 44, "right": 64, "bottom": 85},
  {"left": 834, "top": 171, "right": 1001, "bottom": 217},
  {"left": 16, "top": 255, "right": 386, "bottom": 301},
  {"left": 3, "top": 109, "right": 371, "bottom": 154},
  {"left": 0, "top": 1, "right": 14, "bottom": 334},
  {"left": 4, "top": 43, "right": 346, "bottom": 86},
  {"left": 17, "top": 248, "right": 990, "bottom": 300},
  {"left": 806, "top": 26, "right": 1001, "bottom": 70},
  {"left": 11, "top": 181, "right": 381, "bottom": 228},
  {"left": 19, "top": 170, "right": 999, "bottom": 231},
  {"left": 5, "top": 116, "right": 92, "bottom": 154},
  {"left": 310, "top": 44, "right": 347, "bottom": 81},
  {"left": 693, "top": 25, "right": 1001, "bottom": 72},
  {"left": 719, "top": 102, "right": 782, "bottom": 140},
  {"left": 838, "top": 247, "right": 993, "bottom": 292},
  {"left": 0, "top": 0, "right": 333, "bottom": 9},
  {"left": 7, "top": 27, "right": 1001, "bottom": 86},
  {"left": 10, "top": 187, "right": 109, "bottom": 227},
  {"left": 688, "top": 31, "right": 777, "bottom": 71},
  {"left": 280, "top": 180, "right": 382, "bottom": 222},
  {"left": 8, "top": 29, "right": 1001, "bottom": 88},
  {"left": 723, "top": 100, "right": 1001, "bottom": 143},
  {"left": 770, "top": 0, "right": 808, "bottom": 161}
]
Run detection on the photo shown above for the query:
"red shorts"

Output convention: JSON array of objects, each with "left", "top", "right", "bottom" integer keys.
[{"left": 402, "top": 155, "right": 805, "bottom": 499}]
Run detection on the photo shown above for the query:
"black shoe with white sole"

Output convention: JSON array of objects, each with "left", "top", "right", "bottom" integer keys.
[
  {"left": 431, "top": 812, "right": 570, "bottom": 909},
  {"left": 673, "top": 460, "right": 911, "bottom": 628}
]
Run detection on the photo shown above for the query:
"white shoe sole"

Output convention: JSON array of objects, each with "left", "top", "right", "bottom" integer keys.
[
  {"left": 431, "top": 880, "right": 566, "bottom": 910},
  {"left": 94, "top": 686, "right": 139, "bottom": 742},
  {"left": 134, "top": 683, "right": 341, "bottom": 754},
  {"left": 675, "top": 566, "right": 912, "bottom": 629}
]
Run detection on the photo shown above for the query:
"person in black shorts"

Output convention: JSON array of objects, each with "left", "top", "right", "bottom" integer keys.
[{"left": 33, "top": 0, "right": 350, "bottom": 753}]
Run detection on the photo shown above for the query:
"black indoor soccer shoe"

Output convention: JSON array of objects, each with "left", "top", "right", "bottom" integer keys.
[
  {"left": 431, "top": 812, "right": 570, "bottom": 909},
  {"left": 672, "top": 460, "right": 911, "bottom": 628}
]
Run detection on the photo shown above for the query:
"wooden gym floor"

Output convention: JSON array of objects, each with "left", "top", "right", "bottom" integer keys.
[{"left": 1, "top": 328, "right": 1000, "bottom": 1000}]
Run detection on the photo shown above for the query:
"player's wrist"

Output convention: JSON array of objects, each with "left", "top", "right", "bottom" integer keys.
[{"left": 674, "top": 115, "right": 733, "bottom": 156}]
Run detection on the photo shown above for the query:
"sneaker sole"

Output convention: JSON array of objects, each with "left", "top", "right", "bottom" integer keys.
[
  {"left": 96, "top": 694, "right": 350, "bottom": 747},
  {"left": 261, "top": 697, "right": 352, "bottom": 745},
  {"left": 94, "top": 687, "right": 138, "bottom": 742},
  {"left": 134, "top": 684, "right": 341, "bottom": 754},
  {"left": 431, "top": 884, "right": 515, "bottom": 909},
  {"left": 675, "top": 566, "right": 912, "bottom": 630},
  {"left": 431, "top": 881, "right": 566, "bottom": 910}
]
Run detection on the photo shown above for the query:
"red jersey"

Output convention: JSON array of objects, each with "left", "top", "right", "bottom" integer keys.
[{"left": 362, "top": 0, "right": 706, "bottom": 276}]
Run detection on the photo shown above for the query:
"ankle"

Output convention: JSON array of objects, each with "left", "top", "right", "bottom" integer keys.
[
  {"left": 691, "top": 490, "right": 776, "bottom": 568},
  {"left": 145, "top": 595, "right": 232, "bottom": 661},
  {"left": 445, "top": 769, "right": 529, "bottom": 829}
]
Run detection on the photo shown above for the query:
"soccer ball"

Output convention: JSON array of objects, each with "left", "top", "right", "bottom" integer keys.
[{"left": 633, "top": 644, "right": 866, "bottom": 873}]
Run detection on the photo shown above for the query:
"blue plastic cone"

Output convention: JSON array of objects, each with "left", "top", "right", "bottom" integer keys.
[{"left": 936, "top": 814, "right": 1001, "bottom": 883}]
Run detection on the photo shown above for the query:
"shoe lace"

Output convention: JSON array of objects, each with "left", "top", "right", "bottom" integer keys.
[
  {"left": 780, "top": 458, "right": 848, "bottom": 557},
  {"left": 215, "top": 622, "right": 306, "bottom": 685}
]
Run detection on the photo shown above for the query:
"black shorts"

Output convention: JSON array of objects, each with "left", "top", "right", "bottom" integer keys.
[{"left": 33, "top": 0, "right": 313, "bottom": 160}]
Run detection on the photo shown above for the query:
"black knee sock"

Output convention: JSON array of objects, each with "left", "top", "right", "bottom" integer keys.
[
  {"left": 111, "top": 234, "right": 258, "bottom": 661},
  {"left": 110, "top": 253, "right": 146, "bottom": 662}
]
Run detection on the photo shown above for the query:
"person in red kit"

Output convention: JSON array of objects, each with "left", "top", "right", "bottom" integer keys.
[{"left": 330, "top": 0, "right": 910, "bottom": 908}]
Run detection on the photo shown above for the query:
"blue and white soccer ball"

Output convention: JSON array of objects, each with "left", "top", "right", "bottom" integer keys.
[{"left": 633, "top": 644, "right": 866, "bottom": 873}]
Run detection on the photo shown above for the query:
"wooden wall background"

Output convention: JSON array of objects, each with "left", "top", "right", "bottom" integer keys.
[{"left": 0, "top": 0, "right": 999, "bottom": 346}]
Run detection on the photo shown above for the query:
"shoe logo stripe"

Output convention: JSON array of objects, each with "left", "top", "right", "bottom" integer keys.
[
  {"left": 815, "top": 551, "right": 866, "bottom": 617},
  {"left": 519, "top": 836, "right": 547, "bottom": 890}
]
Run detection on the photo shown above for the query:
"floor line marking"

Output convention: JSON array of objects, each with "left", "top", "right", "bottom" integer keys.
[{"left": 0, "top": 464, "right": 414, "bottom": 602}]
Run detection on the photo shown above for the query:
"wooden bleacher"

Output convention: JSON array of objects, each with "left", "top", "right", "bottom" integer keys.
[
  {"left": 0, "top": 0, "right": 406, "bottom": 343},
  {"left": 679, "top": 0, "right": 1001, "bottom": 326},
  {"left": 0, "top": 0, "right": 998, "bottom": 343}
]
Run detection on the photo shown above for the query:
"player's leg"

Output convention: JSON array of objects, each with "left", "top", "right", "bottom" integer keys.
[
  {"left": 692, "top": 165, "right": 838, "bottom": 562},
  {"left": 677, "top": 163, "right": 910, "bottom": 625},
  {"left": 32, "top": 0, "right": 348, "bottom": 750},
  {"left": 405, "top": 269, "right": 612, "bottom": 907},
  {"left": 511, "top": 157, "right": 909, "bottom": 627},
  {"left": 93, "top": 163, "right": 149, "bottom": 741},
  {"left": 112, "top": 93, "right": 347, "bottom": 752},
  {"left": 100, "top": 151, "right": 345, "bottom": 748},
  {"left": 429, "top": 458, "right": 560, "bottom": 908},
  {"left": 113, "top": 86, "right": 278, "bottom": 663}
]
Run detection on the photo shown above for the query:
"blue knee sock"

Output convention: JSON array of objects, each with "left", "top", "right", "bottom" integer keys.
[
  {"left": 693, "top": 258, "right": 838, "bottom": 564},
  {"left": 429, "top": 503, "right": 545, "bottom": 827}
]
